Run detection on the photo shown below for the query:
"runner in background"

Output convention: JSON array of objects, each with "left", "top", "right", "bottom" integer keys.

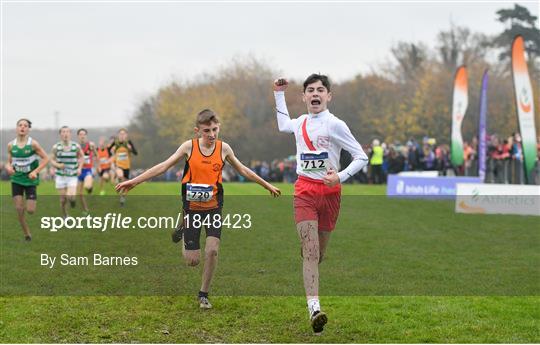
[
  {"left": 110, "top": 128, "right": 137, "bottom": 206},
  {"left": 97, "top": 136, "right": 113, "bottom": 195},
  {"left": 77, "top": 128, "right": 98, "bottom": 215},
  {"left": 6, "top": 118, "right": 49, "bottom": 241},
  {"left": 51, "top": 126, "right": 84, "bottom": 218}
]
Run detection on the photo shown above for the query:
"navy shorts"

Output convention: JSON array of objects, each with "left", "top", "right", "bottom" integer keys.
[
  {"left": 11, "top": 183, "right": 37, "bottom": 200},
  {"left": 182, "top": 208, "right": 222, "bottom": 250}
]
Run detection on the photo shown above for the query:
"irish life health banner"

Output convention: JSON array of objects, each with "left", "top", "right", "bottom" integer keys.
[
  {"left": 478, "top": 69, "right": 488, "bottom": 181},
  {"left": 512, "top": 35, "right": 538, "bottom": 184},
  {"left": 451, "top": 66, "right": 468, "bottom": 166}
]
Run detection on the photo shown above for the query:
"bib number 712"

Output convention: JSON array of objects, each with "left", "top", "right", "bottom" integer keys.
[
  {"left": 303, "top": 159, "right": 325, "bottom": 170},
  {"left": 300, "top": 151, "right": 329, "bottom": 172}
]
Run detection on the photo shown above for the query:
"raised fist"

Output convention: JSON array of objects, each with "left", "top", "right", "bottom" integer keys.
[{"left": 273, "top": 78, "right": 289, "bottom": 92}]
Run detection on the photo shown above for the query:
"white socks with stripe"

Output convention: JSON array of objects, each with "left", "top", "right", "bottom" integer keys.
[{"left": 307, "top": 298, "right": 321, "bottom": 317}]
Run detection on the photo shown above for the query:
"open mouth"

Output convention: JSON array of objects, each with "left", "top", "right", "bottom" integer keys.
[{"left": 311, "top": 100, "right": 321, "bottom": 106}]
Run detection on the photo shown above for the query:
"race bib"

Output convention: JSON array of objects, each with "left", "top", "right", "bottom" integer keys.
[
  {"left": 186, "top": 183, "right": 214, "bottom": 202},
  {"left": 84, "top": 155, "right": 91, "bottom": 164},
  {"left": 12, "top": 157, "right": 34, "bottom": 173},
  {"left": 117, "top": 152, "right": 128, "bottom": 161},
  {"left": 14, "top": 164, "right": 32, "bottom": 173},
  {"left": 99, "top": 157, "right": 108, "bottom": 164},
  {"left": 62, "top": 168, "right": 78, "bottom": 175},
  {"left": 300, "top": 151, "right": 329, "bottom": 172}
]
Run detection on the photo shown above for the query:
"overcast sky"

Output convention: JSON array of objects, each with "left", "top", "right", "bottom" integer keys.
[{"left": 2, "top": 1, "right": 538, "bottom": 130}]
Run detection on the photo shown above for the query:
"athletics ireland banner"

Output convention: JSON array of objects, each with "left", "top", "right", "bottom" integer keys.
[
  {"left": 478, "top": 69, "right": 488, "bottom": 181},
  {"left": 450, "top": 65, "right": 468, "bottom": 166},
  {"left": 511, "top": 35, "right": 538, "bottom": 184}
]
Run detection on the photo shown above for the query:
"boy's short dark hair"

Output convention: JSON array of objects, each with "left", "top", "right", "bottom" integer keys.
[
  {"left": 196, "top": 109, "right": 220, "bottom": 126},
  {"left": 59, "top": 125, "right": 69, "bottom": 134},
  {"left": 17, "top": 118, "right": 32, "bottom": 128},
  {"left": 303, "top": 74, "right": 331, "bottom": 92},
  {"left": 77, "top": 128, "right": 87, "bottom": 135}
]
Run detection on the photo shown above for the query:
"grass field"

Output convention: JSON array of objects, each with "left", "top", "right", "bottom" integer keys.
[{"left": 1, "top": 181, "right": 538, "bottom": 343}]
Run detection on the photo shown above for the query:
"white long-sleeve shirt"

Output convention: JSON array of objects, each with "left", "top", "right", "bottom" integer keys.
[{"left": 274, "top": 91, "right": 368, "bottom": 183}]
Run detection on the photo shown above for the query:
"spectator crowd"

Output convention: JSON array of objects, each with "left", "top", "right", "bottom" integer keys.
[{"left": 2, "top": 133, "right": 539, "bottom": 185}]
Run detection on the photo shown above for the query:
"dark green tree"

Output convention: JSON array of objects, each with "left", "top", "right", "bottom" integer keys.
[{"left": 492, "top": 4, "right": 540, "bottom": 61}]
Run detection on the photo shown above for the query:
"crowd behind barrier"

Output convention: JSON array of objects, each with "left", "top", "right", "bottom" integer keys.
[{"left": 2, "top": 133, "right": 539, "bottom": 185}]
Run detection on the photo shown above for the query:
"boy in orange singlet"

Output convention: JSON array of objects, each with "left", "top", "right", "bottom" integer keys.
[{"left": 116, "top": 109, "right": 280, "bottom": 308}]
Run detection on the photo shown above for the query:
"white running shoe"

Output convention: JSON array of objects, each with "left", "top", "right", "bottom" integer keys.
[{"left": 199, "top": 296, "right": 212, "bottom": 309}]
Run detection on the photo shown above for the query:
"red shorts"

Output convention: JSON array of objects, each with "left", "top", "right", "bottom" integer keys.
[{"left": 294, "top": 175, "right": 341, "bottom": 232}]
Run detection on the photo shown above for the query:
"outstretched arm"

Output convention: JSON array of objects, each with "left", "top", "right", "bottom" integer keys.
[
  {"left": 115, "top": 140, "right": 191, "bottom": 194},
  {"left": 273, "top": 78, "right": 297, "bottom": 133},
  {"left": 223, "top": 143, "right": 280, "bottom": 197}
]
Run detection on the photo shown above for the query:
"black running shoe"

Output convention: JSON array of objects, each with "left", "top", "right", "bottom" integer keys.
[
  {"left": 25, "top": 235, "right": 32, "bottom": 242},
  {"left": 310, "top": 310, "right": 328, "bottom": 334},
  {"left": 171, "top": 225, "right": 183, "bottom": 243}
]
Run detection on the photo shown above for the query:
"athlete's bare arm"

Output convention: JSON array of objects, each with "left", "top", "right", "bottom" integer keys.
[
  {"left": 6, "top": 143, "right": 15, "bottom": 175},
  {"left": 115, "top": 140, "right": 192, "bottom": 194},
  {"left": 76, "top": 144, "right": 84, "bottom": 175},
  {"left": 90, "top": 142, "right": 99, "bottom": 170},
  {"left": 222, "top": 142, "right": 281, "bottom": 197},
  {"left": 29, "top": 140, "right": 50, "bottom": 180},
  {"left": 50, "top": 146, "right": 64, "bottom": 169},
  {"left": 107, "top": 145, "right": 116, "bottom": 165}
]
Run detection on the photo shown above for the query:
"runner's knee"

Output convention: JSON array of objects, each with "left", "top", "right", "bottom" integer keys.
[
  {"left": 205, "top": 246, "right": 219, "bottom": 258},
  {"left": 302, "top": 244, "right": 320, "bottom": 262}
]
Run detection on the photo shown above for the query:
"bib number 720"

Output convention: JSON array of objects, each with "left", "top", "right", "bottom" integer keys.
[{"left": 186, "top": 183, "right": 214, "bottom": 202}]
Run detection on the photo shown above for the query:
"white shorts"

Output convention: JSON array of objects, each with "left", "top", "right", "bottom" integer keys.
[{"left": 55, "top": 175, "right": 78, "bottom": 189}]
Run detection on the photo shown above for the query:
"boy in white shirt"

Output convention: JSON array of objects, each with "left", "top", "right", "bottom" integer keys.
[{"left": 273, "top": 74, "right": 368, "bottom": 334}]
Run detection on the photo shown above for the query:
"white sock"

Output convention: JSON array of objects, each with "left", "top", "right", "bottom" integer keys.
[{"left": 307, "top": 298, "right": 321, "bottom": 317}]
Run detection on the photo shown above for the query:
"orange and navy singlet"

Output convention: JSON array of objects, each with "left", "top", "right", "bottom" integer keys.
[{"left": 181, "top": 139, "right": 224, "bottom": 211}]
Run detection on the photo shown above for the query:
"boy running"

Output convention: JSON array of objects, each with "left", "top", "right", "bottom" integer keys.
[
  {"left": 77, "top": 128, "right": 98, "bottom": 214},
  {"left": 110, "top": 128, "right": 137, "bottom": 206},
  {"left": 97, "top": 136, "right": 113, "bottom": 195},
  {"left": 116, "top": 109, "right": 281, "bottom": 308},
  {"left": 273, "top": 75, "right": 368, "bottom": 334},
  {"left": 6, "top": 119, "right": 49, "bottom": 241},
  {"left": 51, "top": 126, "right": 84, "bottom": 218}
]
